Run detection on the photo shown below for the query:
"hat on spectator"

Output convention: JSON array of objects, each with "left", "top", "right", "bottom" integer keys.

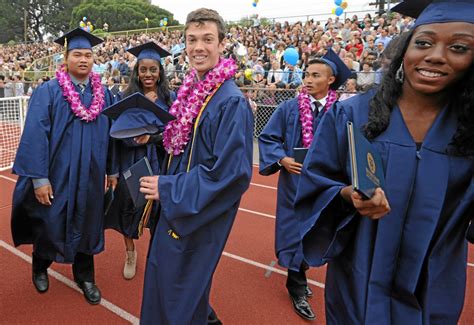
[
  {"left": 127, "top": 42, "right": 172, "bottom": 62},
  {"left": 392, "top": 0, "right": 474, "bottom": 28},
  {"left": 54, "top": 28, "right": 103, "bottom": 50},
  {"left": 102, "top": 92, "right": 175, "bottom": 139}
]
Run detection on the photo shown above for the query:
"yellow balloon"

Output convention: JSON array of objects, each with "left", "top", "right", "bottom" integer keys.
[
  {"left": 331, "top": 8, "right": 336, "bottom": 14},
  {"left": 244, "top": 68, "right": 253, "bottom": 80},
  {"left": 164, "top": 21, "right": 168, "bottom": 26},
  {"left": 341, "top": 2, "right": 348, "bottom": 9}
]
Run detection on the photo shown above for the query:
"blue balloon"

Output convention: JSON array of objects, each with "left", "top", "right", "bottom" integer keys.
[
  {"left": 160, "top": 21, "right": 164, "bottom": 27},
  {"left": 334, "top": 0, "right": 342, "bottom": 5},
  {"left": 335, "top": 6, "right": 344, "bottom": 16},
  {"left": 252, "top": 2, "right": 257, "bottom": 7},
  {"left": 164, "top": 17, "right": 168, "bottom": 21},
  {"left": 283, "top": 48, "right": 299, "bottom": 66}
]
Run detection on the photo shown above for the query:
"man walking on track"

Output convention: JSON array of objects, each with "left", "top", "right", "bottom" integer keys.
[
  {"left": 138, "top": 8, "right": 254, "bottom": 325},
  {"left": 10, "top": 28, "right": 116, "bottom": 305},
  {"left": 258, "top": 49, "right": 350, "bottom": 321}
]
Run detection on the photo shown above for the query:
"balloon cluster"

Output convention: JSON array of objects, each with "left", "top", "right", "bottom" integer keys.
[
  {"left": 252, "top": 0, "right": 259, "bottom": 7},
  {"left": 332, "top": 0, "right": 348, "bottom": 16},
  {"left": 79, "top": 17, "right": 94, "bottom": 32},
  {"left": 159, "top": 17, "right": 168, "bottom": 27}
]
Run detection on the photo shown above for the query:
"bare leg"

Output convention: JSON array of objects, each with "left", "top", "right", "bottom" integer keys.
[{"left": 123, "top": 236, "right": 135, "bottom": 251}]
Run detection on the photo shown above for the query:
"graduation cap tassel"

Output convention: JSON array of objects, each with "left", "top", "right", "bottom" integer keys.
[
  {"left": 63, "top": 37, "right": 68, "bottom": 72},
  {"left": 138, "top": 199, "right": 153, "bottom": 237}
]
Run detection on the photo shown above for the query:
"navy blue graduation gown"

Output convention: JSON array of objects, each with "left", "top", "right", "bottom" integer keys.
[
  {"left": 294, "top": 90, "right": 474, "bottom": 324},
  {"left": 140, "top": 80, "right": 253, "bottom": 324},
  {"left": 11, "top": 79, "right": 115, "bottom": 263},
  {"left": 105, "top": 94, "right": 174, "bottom": 239},
  {"left": 258, "top": 98, "right": 327, "bottom": 271}
]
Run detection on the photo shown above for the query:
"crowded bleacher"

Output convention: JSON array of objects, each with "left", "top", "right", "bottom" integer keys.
[{"left": 0, "top": 11, "right": 414, "bottom": 99}]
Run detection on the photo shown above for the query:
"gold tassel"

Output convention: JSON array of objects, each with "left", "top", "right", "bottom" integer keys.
[
  {"left": 63, "top": 37, "right": 68, "bottom": 71},
  {"left": 138, "top": 199, "right": 153, "bottom": 237}
]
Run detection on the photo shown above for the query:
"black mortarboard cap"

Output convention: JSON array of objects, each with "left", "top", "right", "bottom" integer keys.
[
  {"left": 54, "top": 28, "right": 103, "bottom": 50},
  {"left": 127, "top": 42, "right": 172, "bottom": 62},
  {"left": 392, "top": 0, "right": 474, "bottom": 28},
  {"left": 319, "top": 48, "right": 352, "bottom": 90},
  {"left": 102, "top": 92, "right": 175, "bottom": 139}
]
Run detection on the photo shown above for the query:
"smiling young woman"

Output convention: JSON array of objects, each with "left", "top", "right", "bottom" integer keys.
[{"left": 294, "top": 0, "right": 474, "bottom": 323}]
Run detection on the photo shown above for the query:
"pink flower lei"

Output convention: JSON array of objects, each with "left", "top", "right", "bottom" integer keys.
[
  {"left": 297, "top": 87, "right": 338, "bottom": 148},
  {"left": 55, "top": 64, "right": 105, "bottom": 122},
  {"left": 163, "top": 58, "right": 238, "bottom": 155}
]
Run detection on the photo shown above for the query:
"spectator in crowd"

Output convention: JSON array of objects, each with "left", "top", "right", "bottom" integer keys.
[
  {"left": 375, "top": 26, "right": 392, "bottom": 48},
  {"left": 281, "top": 63, "right": 303, "bottom": 89},
  {"left": 339, "top": 77, "right": 358, "bottom": 101},
  {"left": 12, "top": 74, "right": 24, "bottom": 97},
  {"left": 119, "top": 75, "right": 129, "bottom": 92},
  {"left": 117, "top": 56, "right": 130, "bottom": 76},
  {"left": 266, "top": 59, "right": 284, "bottom": 88},
  {"left": 357, "top": 61, "right": 375, "bottom": 90},
  {"left": 163, "top": 56, "right": 175, "bottom": 81},
  {"left": 107, "top": 76, "right": 120, "bottom": 97}
]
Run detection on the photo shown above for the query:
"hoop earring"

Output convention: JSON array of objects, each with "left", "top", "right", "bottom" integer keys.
[{"left": 395, "top": 61, "right": 405, "bottom": 84}]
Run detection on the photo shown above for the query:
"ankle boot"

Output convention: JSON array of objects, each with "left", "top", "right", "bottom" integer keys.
[{"left": 123, "top": 249, "right": 137, "bottom": 280}]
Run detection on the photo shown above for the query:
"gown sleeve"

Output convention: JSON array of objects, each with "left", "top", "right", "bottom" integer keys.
[
  {"left": 258, "top": 101, "right": 289, "bottom": 176},
  {"left": 158, "top": 96, "right": 254, "bottom": 237},
  {"left": 104, "top": 88, "right": 120, "bottom": 176},
  {"left": 294, "top": 102, "right": 359, "bottom": 267},
  {"left": 12, "top": 83, "right": 52, "bottom": 178}
]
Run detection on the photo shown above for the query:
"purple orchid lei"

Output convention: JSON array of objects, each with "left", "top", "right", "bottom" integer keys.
[
  {"left": 297, "top": 88, "right": 338, "bottom": 148},
  {"left": 55, "top": 65, "right": 105, "bottom": 122},
  {"left": 163, "top": 58, "right": 238, "bottom": 155}
]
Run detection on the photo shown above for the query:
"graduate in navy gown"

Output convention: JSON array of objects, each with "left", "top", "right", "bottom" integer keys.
[
  {"left": 138, "top": 8, "right": 253, "bottom": 325},
  {"left": 294, "top": 1, "right": 474, "bottom": 323},
  {"left": 104, "top": 42, "right": 175, "bottom": 280},
  {"left": 258, "top": 49, "right": 350, "bottom": 321},
  {"left": 10, "top": 28, "right": 116, "bottom": 305}
]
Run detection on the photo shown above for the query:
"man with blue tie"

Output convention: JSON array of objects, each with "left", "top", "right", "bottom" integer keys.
[
  {"left": 258, "top": 49, "right": 350, "bottom": 321},
  {"left": 11, "top": 28, "right": 116, "bottom": 305}
]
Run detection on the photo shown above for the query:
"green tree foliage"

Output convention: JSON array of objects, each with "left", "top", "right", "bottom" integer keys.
[
  {"left": 0, "top": 0, "right": 81, "bottom": 43},
  {"left": 71, "top": 0, "right": 178, "bottom": 33}
]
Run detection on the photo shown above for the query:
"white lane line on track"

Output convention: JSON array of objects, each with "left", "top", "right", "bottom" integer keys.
[
  {"left": 0, "top": 239, "right": 139, "bottom": 325},
  {"left": 469, "top": 263, "right": 474, "bottom": 267},
  {"left": 0, "top": 174, "right": 17, "bottom": 182},
  {"left": 249, "top": 182, "right": 277, "bottom": 190},
  {"left": 222, "top": 251, "right": 325, "bottom": 289},
  {"left": 238, "top": 208, "right": 275, "bottom": 219}
]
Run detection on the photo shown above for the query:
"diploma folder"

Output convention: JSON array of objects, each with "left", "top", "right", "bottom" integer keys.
[
  {"left": 293, "top": 147, "right": 309, "bottom": 164},
  {"left": 347, "top": 122, "right": 385, "bottom": 199},
  {"left": 123, "top": 156, "right": 153, "bottom": 208}
]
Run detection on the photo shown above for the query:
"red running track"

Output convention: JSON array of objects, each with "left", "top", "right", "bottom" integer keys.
[{"left": 0, "top": 166, "right": 473, "bottom": 324}]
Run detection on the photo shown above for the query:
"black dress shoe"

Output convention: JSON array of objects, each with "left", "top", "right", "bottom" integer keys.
[
  {"left": 208, "top": 308, "right": 222, "bottom": 325},
  {"left": 77, "top": 281, "right": 101, "bottom": 305},
  {"left": 305, "top": 285, "right": 313, "bottom": 298},
  {"left": 32, "top": 271, "right": 49, "bottom": 293},
  {"left": 289, "top": 294, "right": 315, "bottom": 321}
]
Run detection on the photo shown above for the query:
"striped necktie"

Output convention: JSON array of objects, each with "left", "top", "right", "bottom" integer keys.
[{"left": 78, "top": 83, "right": 86, "bottom": 94}]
